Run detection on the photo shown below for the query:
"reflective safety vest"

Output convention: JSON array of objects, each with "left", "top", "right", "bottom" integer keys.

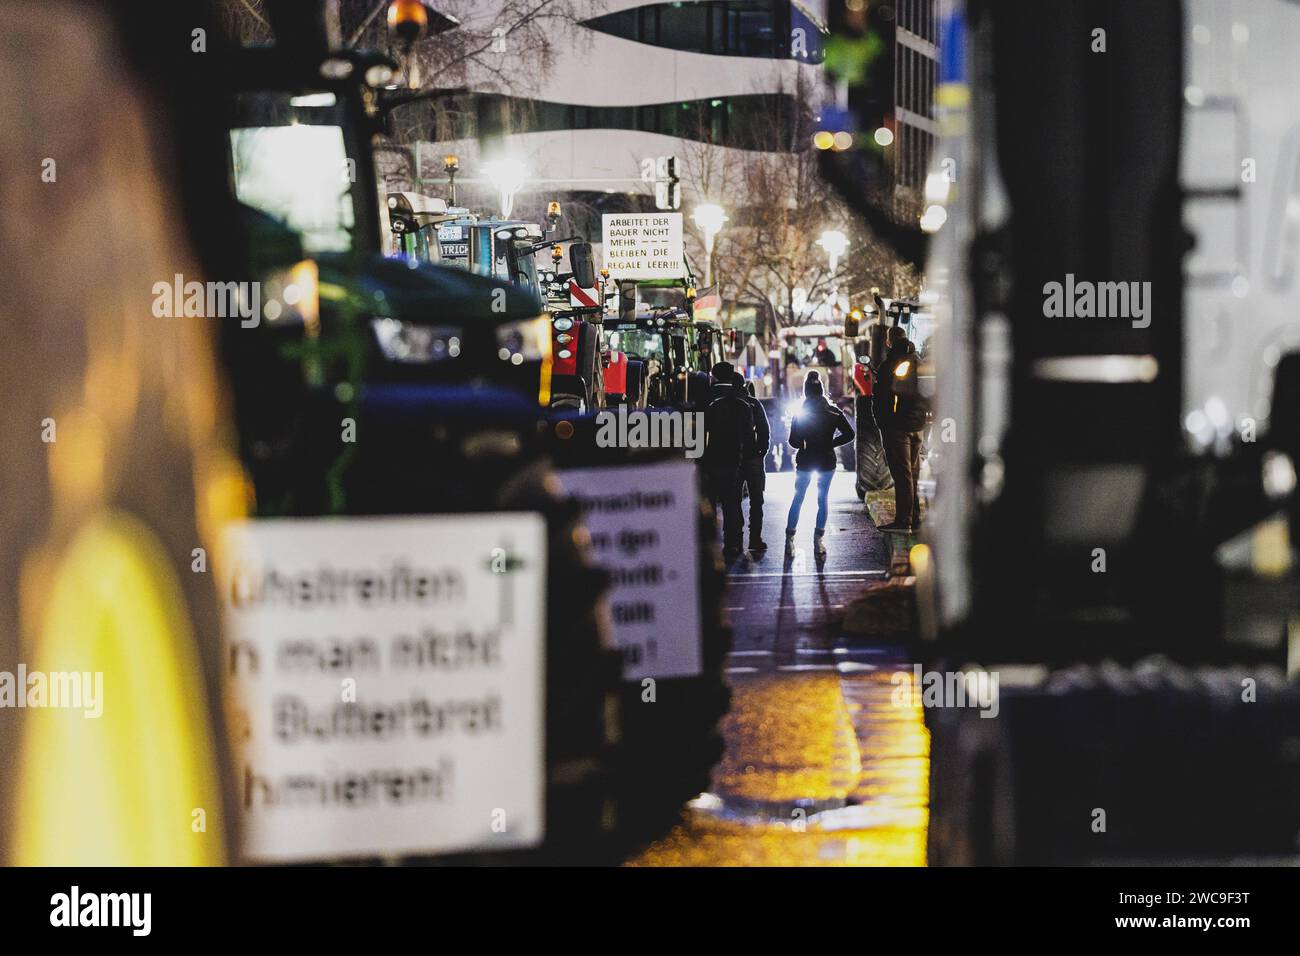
[{"left": 890, "top": 355, "right": 919, "bottom": 399}]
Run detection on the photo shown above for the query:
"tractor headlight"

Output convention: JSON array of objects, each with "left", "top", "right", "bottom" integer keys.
[
  {"left": 553, "top": 317, "right": 573, "bottom": 331},
  {"left": 371, "top": 317, "right": 462, "bottom": 363},
  {"left": 261, "top": 259, "right": 320, "bottom": 332},
  {"left": 495, "top": 314, "right": 551, "bottom": 362}
]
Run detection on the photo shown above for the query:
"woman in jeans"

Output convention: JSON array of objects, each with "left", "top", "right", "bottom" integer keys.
[{"left": 785, "top": 370, "right": 855, "bottom": 557}]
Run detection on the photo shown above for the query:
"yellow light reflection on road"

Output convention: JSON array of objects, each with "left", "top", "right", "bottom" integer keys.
[
  {"left": 630, "top": 666, "right": 929, "bottom": 866},
  {"left": 711, "top": 674, "right": 861, "bottom": 805}
]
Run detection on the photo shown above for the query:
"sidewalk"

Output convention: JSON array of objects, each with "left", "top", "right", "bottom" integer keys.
[{"left": 628, "top": 470, "right": 929, "bottom": 866}]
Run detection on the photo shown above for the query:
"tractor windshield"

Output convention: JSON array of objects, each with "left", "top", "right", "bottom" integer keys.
[
  {"left": 785, "top": 334, "right": 845, "bottom": 367},
  {"left": 609, "top": 329, "right": 665, "bottom": 361},
  {"left": 228, "top": 91, "right": 357, "bottom": 255}
]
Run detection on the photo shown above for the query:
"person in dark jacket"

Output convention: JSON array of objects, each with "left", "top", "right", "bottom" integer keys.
[
  {"left": 703, "top": 361, "right": 755, "bottom": 560},
  {"left": 734, "top": 371, "right": 770, "bottom": 553},
  {"left": 876, "top": 326, "right": 927, "bottom": 532},
  {"left": 785, "top": 370, "right": 854, "bottom": 558}
]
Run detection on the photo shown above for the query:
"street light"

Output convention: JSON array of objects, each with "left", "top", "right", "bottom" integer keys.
[
  {"left": 387, "top": 2, "right": 461, "bottom": 87},
  {"left": 443, "top": 153, "right": 459, "bottom": 205},
  {"left": 920, "top": 204, "right": 948, "bottom": 233},
  {"left": 817, "top": 229, "right": 850, "bottom": 320},
  {"left": 484, "top": 158, "right": 527, "bottom": 218},
  {"left": 388, "top": 0, "right": 429, "bottom": 87},
  {"left": 817, "top": 229, "right": 850, "bottom": 276},
  {"left": 692, "top": 202, "right": 727, "bottom": 287}
]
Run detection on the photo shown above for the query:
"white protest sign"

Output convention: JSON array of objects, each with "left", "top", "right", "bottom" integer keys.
[
  {"left": 220, "top": 514, "right": 546, "bottom": 862},
  {"left": 555, "top": 461, "right": 701, "bottom": 679},
  {"left": 602, "top": 212, "right": 684, "bottom": 280}
]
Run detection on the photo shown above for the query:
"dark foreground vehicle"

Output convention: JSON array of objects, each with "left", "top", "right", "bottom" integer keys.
[{"left": 821, "top": 0, "right": 1300, "bottom": 864}]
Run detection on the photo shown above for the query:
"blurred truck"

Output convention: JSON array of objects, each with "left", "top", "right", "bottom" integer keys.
[{"left": 821, "top": 0, "right": 1300, "bottom": 864}]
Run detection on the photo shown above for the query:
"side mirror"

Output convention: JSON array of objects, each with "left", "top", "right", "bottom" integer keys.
[
  {"left": 569, "top": 242, "right": 597, "bottom": 289},
  {"left": 618, "top": 280, "right": 637, "bottom": 323},
  {"left": 510, "top": 239, "right": 535, "bottom": 282}
]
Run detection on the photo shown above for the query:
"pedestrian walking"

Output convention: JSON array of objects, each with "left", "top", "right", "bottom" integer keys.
[
  {"left": 785, "top": 370, "right": 854, "bottom": 559},
  {"left": 875, "top": 326, "right": 928, "bottom": 532},
  {"left": 702, "top": 361, "right": 755, "bottom": 561},
  {"left": 734, "top": 371, "right": 770, "bottom": 553}
]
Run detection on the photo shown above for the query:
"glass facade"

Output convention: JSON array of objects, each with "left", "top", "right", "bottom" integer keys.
[
  {"left": 896, "top": 0, "right": 937, "bottom": 43},
  {"left": 391, "top": 91, "right": 805, "bottom": 150},
  {"left": 583, "top": 0, "right": 826, "bottom": 63},
  {"left": 896, "top": 43, "right": 934, "bottom": 120},
  {"left": 508, "top": 93, "right": 803, "bottom": 150},
  {"left": 895, "top": 122, "right": 935, "bottom": 189}
]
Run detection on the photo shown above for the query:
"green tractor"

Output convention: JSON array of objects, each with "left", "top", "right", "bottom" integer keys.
[
  {"left": 387, "top": 196, "right": 606, "bottom": 411},
  {"left": 605, "top": 276, "right": 726, "bottom": 409}
]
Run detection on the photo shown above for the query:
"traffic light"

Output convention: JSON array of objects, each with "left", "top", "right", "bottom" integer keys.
[
  {"left": 654, "top": 156, "right": 680, "bottom": 210},
  {"left": 476, "top": 93, "right": 510, "bottom": 162}
]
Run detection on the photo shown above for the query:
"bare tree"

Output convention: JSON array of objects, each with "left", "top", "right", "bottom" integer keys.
[
  {"left": 675, "top": 72, "right": 919, "bottom": 342},
  {"left": 219, "top": 0, "right": 274, "bottom": 42},
  {"left": 218, "top": 0, "right": 591, "bottom": 91}
]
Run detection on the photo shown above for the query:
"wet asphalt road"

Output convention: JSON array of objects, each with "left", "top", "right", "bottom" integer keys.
[{"left": 629, "top": 470, "right": 931, "bottom": 867}]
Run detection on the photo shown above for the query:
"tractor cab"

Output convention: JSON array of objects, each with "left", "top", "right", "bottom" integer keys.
[
  {"left": 385, "top": 191, "right": 461, "bottom": 264},
  {"left": 223, "top": 46, "right": 554, "bottom": 513},
  {"left": 602, "top": 306, "right": 701, "bottom": 408},
  {"left": 777, "top": 324, "right": 854, "bottom": 401},
  {"left": 395, "top": 207, "right": 546, "bottom": 299}
]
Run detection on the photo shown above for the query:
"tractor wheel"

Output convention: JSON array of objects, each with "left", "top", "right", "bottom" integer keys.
[
  {"left": 856, "top": 423, "right": 894, "bottom": 491},
  {"left": 625, "top": 359, "right": 646, "bottom": 408},
  {"left": 539, "top": 425, "right": 732, "bottom": 857},
  {"left": 496, "top": 461, "right": 625, "bottom": 863},
  {"left": 610, "top": 488, "right": 732, "bottom": 853},
  {"left": 837, "top": 438, "right": 856, "bottom": 473}
]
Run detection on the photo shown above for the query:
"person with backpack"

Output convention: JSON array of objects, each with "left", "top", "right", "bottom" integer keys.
[
  {"left": 785, "top": 369, "right": 855, "bottom": 558},
  {"left": 703, "top": 361, "right": 756, "bottom": 561},
  {"left": 875, "top": 326, "right": 928, "bottom": 532}
]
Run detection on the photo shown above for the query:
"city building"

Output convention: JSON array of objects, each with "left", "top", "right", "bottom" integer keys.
[
  {"left": 822, "top": 0, "right": 938, "bottom": 218},
  {"left": 378, "top": 1, "right": 831, "bottom": 230},
  {"left": 891, "top": 0, "right": 939, "bottom": 214}
]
